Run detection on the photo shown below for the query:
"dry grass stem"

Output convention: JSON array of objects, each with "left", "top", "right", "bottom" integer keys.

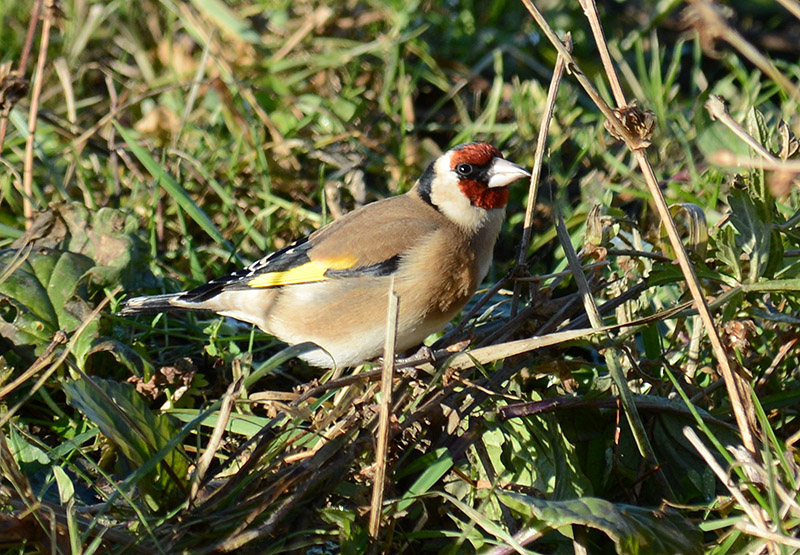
[
  {"left": 554, "top": 209, "right": 666, "bottom": 489},
  {"left": 368, "top": 280, "right": 399, "bottom": 543},
  {"left": 445, "top": 302, "right": 687, "bottom": 371},
  {"left": 524, "top": 0, "right": 758, "bottom": 453},
  {"left": 22, "top": 0, "right": 56, "bottom": 227},
  {"left": 0, "top": 331, "right": 66, "bottom": 403},
  {"left": 511, "top": 33, "right": 572, "bottom": 317},
  {"left": 270, "top": 6, "right": 333, "bottom": 63},
  {"left": 0, "top": 0, "right": 42, "bottom": 152},
  {"left": 189, "top": 378, "right": 243, "bottom": 503},
  {"left": 705, "top": 96, "right": 776, "bottom": 161},
  {"left": 518, "top": 0, "right": 632, "bottom": 148},
  {"left": 683, "top": 427, "right": 770, "bottom": 531},
  {"left": 776, "top": 0, "right": 800, "bottom": 21},
  {"left": 514, "top": 260, "right": 608, "bottom": 281},
  {"left": 578, "top": 0, "right": 626, "bottom": 106},
  {"left": 0, "top": 286, "right": 120, "bottom": 430},
  {"left": 711, "top": 151, "right": 800, "bottom": 172},
  {"left": 735, "top": 522, "right": 800, "bottom": 550},
  {"left": 684, "top": 0, "right": 800, "bottom": 103}
]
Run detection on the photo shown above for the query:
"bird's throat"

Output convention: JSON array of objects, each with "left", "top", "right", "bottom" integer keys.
[{"left": 458, "top": 180, "right": 509, "bottom": 210}]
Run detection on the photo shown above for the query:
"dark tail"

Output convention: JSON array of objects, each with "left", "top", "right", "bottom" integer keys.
[{"left": 119, "top": 292, "right": 207, "bottom": 316}]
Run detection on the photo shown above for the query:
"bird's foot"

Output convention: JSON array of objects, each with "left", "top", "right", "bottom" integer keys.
[{"left": 394, "top": 345, "right": 436, "bottom": 369}]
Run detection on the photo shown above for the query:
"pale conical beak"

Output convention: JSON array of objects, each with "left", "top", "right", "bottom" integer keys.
[{"left": 487, "top": 158, "right": 531, "bottom": 188}]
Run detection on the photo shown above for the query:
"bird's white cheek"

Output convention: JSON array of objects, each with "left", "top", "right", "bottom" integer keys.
[{"left": 429, "top": 173, "right": 495, "bottom": 231}]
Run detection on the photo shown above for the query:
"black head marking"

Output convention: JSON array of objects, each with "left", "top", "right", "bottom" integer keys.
[{"left": 415, "top": 161, "right": 438, "bottom": 210}]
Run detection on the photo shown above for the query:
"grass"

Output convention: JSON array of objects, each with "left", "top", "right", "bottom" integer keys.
[{"left": 1, "top": 0, "right": 800, "bottom": 552}]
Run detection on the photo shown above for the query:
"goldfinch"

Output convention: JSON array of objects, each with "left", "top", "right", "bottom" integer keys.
[{"left": 121, "top": 143, "right": 530, "bottom": 368}]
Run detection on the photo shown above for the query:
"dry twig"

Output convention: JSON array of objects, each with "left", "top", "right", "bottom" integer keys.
[
  {"left": 520, "top": 0, "right": 758, "bottom": 454},
  {"left": 511, "top": 33, "right": 572, "bottom": 317}
]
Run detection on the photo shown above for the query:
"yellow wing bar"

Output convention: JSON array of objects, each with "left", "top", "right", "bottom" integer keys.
[{"left": 247, "top": 255, "right": 357, "bottom": 288}]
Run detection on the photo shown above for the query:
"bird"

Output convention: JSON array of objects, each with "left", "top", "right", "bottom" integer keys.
[{"left": 121, "top": 143, "right": 530, "bottom": 368}]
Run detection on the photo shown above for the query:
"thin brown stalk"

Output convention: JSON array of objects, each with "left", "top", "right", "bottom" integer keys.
[
  {"left": 189, "top": 378, "right": 244, "bottom": 504},
  {"left": 0, "top": 0, "right": 43, "bottom": 153},
  {"left": 0, "top": 331, "right": 66, "bottom": 403},
  {"left": 736, "top": 522, "right": 800, "bottom": 550},
  {"left": 270, "top": 6, "right": 333, "bottom": 63},
  {"left": 579, "top": 0, "right": 627, "bottom": 106},
  {"left": 22, "top": 0, "right": 56, "bottom": 228},
  {"left": 683, "top": 427, "right": 769, "bottom": 529},
  {"left": 0, "top": 286, "right": 121, "bottom": 430},
  {"left": 105, "top": 73, "right": 121, "bottom": 203},
  {"left": 705, "top": 96, "right": 775, "bottom": 161},
  {"left": 487, "top": 528, "right": 547, "bottom": 555},
  {"left": 711, "top": 150, "right": 800, "bottom": 171},
  {"left": 443, "top": 301, "right": 687, "bottom": 372},
  {"left": 554, "top": 210, "right": 672, "bottom": 497},
  {"left": 518, "top": 1, "right": 632, "bottom": 143},
  {"left": 685, "top": 0, "right": 800, "bottom": 104},
  {"left": 519, "top": 0, "right": 757, "bottom": 454},
  {"left": 511, "top": 33, "right": 571, "bottom": 317},
  {"left": 211, "top": 423, "right": 360, "bottom": 551},
  {"left": 369, "top": 278, "right": 399, "bottom": 545}
]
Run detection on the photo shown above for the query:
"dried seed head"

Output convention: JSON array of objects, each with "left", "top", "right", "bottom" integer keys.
[
  {"left": 0, "top": 63, "right": 28, "bottom": 118},
  {"left": 46, "top": 0, "right": 66, "bottom": 22},
  {"left": 681, "top": 0, "right": 733, "bottom": 58},
  {"left": 604, "top": 102, "right": 656, "bottom": 150}
]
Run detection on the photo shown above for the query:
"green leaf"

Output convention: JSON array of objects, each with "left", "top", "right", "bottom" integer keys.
[
  {"left": 68, "top": 205, "right": 154, "bottom": 290},
  {"left": 7, "top": 427, "right": 50, "bottom": 466},
  {"left": 52, "top": 465, "right": 75, "bottom": 504},
  {"left": 714, "top": 224, "right": 743, "bottom": 282},
  {"left": 746, "top": 108, "right": 769, "bottom": 202},
  {"left": 64, "top": 377, "right": 190, "bottom": 511},
  {"left": 9, "top": 203, "right": 155, "bottom": 291},
  {"left": 188, "top": 0, "right": 261, "bottom": 44},
  {"left": 168, "top": 409, "right": 269, "bottom": 437},
  {"left": 0, "top": 249, "right": 94, "bottom": 350},
  {"left": 502, "top": 493, "right": 703, "bottom": 554},
  {"left": 725, "top": 188, "right": 774, "bottom": 282},
  {"left": 395, "top": 448, "right": 453, "bottom": 513}
]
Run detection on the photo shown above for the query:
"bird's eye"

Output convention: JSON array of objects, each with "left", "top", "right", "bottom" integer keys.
[{"left": 456, "top": 163, "right": 474, "bottom": 176}]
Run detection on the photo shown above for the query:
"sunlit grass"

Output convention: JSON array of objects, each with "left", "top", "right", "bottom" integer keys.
[{"left": 1, "top": 0, "right": 799, "bottom": 552}]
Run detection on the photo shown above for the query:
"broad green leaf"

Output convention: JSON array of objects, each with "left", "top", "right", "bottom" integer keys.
[
  {"left": 481, "top": 414, "right": 591, "bottom": 502},
  {"left": 0, "top": 249, "right": 94, "bottom": 350},
  {"left": 9, "top": 203, "right": 154, "bottom": 290},
  {"left": 7, "top": 427, "right": 50, "bottom": 466},
  {"left": 65, "top": 205, "right": 154, "bottom": 290},
  {"left": 696, "top": 111, "right": 751, "bottom": 160},
  {"left": 86, "top": 339, "right": 151, "bottom": 377},
  {"left": 715, "top": 224, "right": 743, "bottom": 282},
  {"left": 64, "top": 377, "right": 190, "bottom": 511},
  {"left": 502, "top": 493, "right": 703, "bottom": 554}
]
